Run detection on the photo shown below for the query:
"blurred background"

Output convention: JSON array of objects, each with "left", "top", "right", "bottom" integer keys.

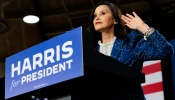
[{"left": 0, "top": 0, "right": 175, "bottom": 100}]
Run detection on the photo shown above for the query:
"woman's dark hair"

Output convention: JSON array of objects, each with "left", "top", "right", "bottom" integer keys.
[{"left": 88, "top": 1, "right": 128, "bottom": 47}]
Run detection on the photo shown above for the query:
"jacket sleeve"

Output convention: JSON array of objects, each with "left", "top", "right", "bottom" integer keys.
[{"left": 136, "top": 30, "right": 174, "bottom": 61}]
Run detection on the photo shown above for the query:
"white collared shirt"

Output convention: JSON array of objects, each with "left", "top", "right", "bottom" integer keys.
[{"left": 98, "top": 37, "right": 116, "bottom": 56}]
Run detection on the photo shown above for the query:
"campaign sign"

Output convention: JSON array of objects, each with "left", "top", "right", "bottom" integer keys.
[{"left": 5, "top": 26, "right": 84, "bottom": 99}]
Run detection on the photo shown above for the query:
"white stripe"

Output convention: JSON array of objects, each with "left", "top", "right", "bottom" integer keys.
[
  {"left": 143, "top": 60, "right": 161, "bottom": 67},
  {"left": 141, "top": 72, "right": 162, "bottom": 86},
  {"left": 145, "top": 91, "right": 164, "bottom": 100}
]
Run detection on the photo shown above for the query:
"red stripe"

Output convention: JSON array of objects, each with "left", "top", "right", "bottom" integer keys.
[
  {"left": 142, "top": 82, "right": 163, "bottom": 94},
  {"left": 142, "top": 62, "right": 161, "bottom": 75}
]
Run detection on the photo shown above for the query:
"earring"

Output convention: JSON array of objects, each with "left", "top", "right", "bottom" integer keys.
[{"left": 114, "top": 22, "right": 117, "bottom": 24}]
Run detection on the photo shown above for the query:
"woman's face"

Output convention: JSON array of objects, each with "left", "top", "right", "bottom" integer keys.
[{"left": 93, "top": 5, "right": 115, "bottom": 32}]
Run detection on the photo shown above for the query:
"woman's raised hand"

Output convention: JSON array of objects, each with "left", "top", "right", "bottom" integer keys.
[{"left": 121, "top": 11, "right": 150, "bottom": 34}]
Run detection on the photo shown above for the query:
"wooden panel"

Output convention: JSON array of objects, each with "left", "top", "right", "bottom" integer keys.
[
  {"left": 0, "top": 34, "right": 9, "bottom": 62},
  {"left": 43, "top": 14, "right": 71, "bottom": 33},
  {"left": 0, "top": 63, "right": 4, "bottom": 78},
  {"left": 64, "top": 0, "right": 93, "bottom": 12},
  {"left": 4, "top": 0, "right": 29, "bottom": 18},
  {"left": 6, "top": 19, "right": 25, "bottom": 55},
  {"left": 22, "top": 22, "right": 42, "bottom": 48},
  {"left": 121, "top": 1, "right": 151, "bottom": 13}
]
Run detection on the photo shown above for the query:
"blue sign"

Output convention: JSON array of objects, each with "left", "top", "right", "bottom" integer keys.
[{"left": 5, "top": 26, "right": 84, "bottom": 99}]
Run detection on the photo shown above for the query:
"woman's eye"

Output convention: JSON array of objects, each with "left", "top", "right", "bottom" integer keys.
[
  {"left": 101, "top": 12, "right": 105, "bottom": 15},
  {"left": 93, "top": 15, "right": 97, "bottom": 18}
]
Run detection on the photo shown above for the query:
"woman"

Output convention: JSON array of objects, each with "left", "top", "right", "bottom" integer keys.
[{"left": 88, "top": 1, "right": 174, "bottom": 100}]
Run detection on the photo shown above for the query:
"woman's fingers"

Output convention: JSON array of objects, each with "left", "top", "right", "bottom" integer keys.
[
  {"left": 132, "top": 12, "right": 138, "bottom": 17},
  {"left": 126, "top": 13, "right": 134, "bottom": 19},
  {"left": 121, "top": 15, "right": 131, "bottom": 23}
]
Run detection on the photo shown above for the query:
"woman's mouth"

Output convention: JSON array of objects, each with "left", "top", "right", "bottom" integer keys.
[{"left": 95, "top": 22, "right": 102, "bottom": 24}]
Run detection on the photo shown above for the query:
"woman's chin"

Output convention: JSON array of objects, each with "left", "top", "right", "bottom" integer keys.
[{"left": 95, "top": 28, "right": 104, "bottom": 32}]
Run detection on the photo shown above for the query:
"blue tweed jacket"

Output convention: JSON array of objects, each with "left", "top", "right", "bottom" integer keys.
[
  {"left": 96, "top": 30, "right": 174, "bottom": 72},
  {"left": 96, "top": 30, "right": 174, "bottom": 99}
]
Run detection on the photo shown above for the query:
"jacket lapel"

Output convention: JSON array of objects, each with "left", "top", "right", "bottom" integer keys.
[{"left": 110, "top": 39, "right": 125, "bottom": 59}]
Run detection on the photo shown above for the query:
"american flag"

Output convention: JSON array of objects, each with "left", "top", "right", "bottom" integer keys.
[{"left": 141, "top": 60, "right": 164, "bottom": 100}]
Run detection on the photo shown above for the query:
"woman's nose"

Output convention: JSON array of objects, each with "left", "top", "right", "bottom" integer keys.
[{"left": 95, "top": 14, "right": 100, "bottom": 20}]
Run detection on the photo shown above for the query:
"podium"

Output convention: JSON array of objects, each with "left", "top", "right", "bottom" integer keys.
[{"left": 5, "top": 27, "right": 145, "bottom": 100}]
